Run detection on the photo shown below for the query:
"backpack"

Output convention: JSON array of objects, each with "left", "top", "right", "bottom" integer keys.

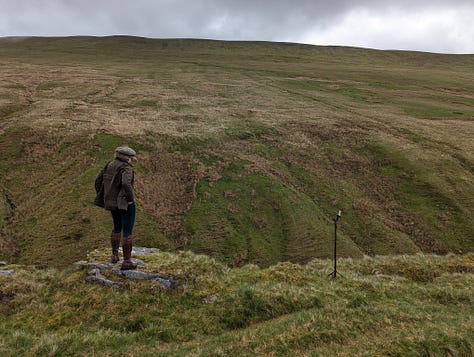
[{"left": 93, "top": 162, "right": 110, "bottom": 208}]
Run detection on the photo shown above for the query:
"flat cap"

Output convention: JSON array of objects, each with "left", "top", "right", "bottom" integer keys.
[{"left": 115, "top": 146, "right": 136, "bottom": 157}]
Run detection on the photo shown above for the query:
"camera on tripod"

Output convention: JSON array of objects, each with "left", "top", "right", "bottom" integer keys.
[{"left": 329, "top": 210, "right": 342, "bottom": 279}]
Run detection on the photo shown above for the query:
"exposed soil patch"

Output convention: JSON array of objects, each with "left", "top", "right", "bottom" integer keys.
[
  {"left": 0, "top": 292, "right": 15, "bottom": 304},
  {"left": 136, "top": 150, "right": 201, "bottom": 236},
  {"left": 0, "top": 233, "right": 18, "bottom": 262}
]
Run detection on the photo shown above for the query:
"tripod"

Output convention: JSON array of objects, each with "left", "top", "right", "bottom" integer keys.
[{"left": 328, "top": 210, "right": 343, "bottom": 279}]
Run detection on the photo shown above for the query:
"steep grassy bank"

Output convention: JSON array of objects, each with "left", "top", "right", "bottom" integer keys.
[
  {"left": 1, "top": 252, "right": 473, "bottom": 356},
  {"left": 0, "top": 37, "right": 473, "bottom": 267}
]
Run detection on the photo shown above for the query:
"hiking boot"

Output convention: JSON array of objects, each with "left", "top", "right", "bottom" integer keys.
[
  {"left": 110, "top": 232, "right": 121, "bottom": 264},
  {"left": 121, "top": 235, "right": 137, "bottom": 270}
]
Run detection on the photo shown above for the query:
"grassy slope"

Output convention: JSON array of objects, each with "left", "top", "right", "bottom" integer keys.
[
  {"left": 1, "top": 251, "right": 473, "bottom": 356},
  {"left": 0, "top": 37, "right": 473, "bottom": 268}
]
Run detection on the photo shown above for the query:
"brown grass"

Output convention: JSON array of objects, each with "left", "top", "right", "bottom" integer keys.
[{"left": 1, "top": 37, "right": 473, "bottom": 266}]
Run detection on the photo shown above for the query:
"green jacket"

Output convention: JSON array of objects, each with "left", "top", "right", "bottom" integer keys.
[{"left": 94, "top": 157, "right": 134, "bottom": 211}]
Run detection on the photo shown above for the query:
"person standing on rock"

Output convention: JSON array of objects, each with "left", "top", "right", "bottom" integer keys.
[{"left": 94, "top": 146, "right": 138, "bottom": 270}]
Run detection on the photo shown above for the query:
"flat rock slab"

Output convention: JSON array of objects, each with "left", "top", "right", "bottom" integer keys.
[
  {"left": 113, "top": 270, "right": 167, "bottom": 281},
  {"left": 94, "top": 263, "right": 112, "bottom": 271},
  {"left": 113, "top": 269, "right": 176, "bottom": 289},
  {"left": 0, "top": 269, "right": 15, "bottom": 276},
  {"left": 0, "top": 261, "right": 7, "bottom": 266},
  {"left": 73, "top": 259, "right": 147, "bottom": 271},
  {"left": 85, "top": 275, "right": 124, "bottom": 289},
  {"left": 131, "top": 247, "right": 159, "bottom": 256}
]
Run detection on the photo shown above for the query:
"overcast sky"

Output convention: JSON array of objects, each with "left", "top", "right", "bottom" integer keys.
[{"left": 1, "top": 0, "right": 473, "bottom": 54}]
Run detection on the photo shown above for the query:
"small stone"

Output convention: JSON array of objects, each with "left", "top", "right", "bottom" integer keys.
[
  {"left": 71, "top": 260, "right": 88, "bottom": 271},
  {"left": 0, "top": 270, "right": 15, "bottom": 276},
  {"left": 153, "top": 277, "right": 174, "bottom": 289},
  {"left": 94, "top": 264, "right": 110, "bottom": 271},
  {"left": 134, "top": 259, "right": 147, "bottom": 266},
  {"left": 0, "top": 261, "right": 7, "bottom": 266},
  {"left": 202, "top": 295, "right": 218, "bottom": 304},
  {"left": 88, "top": 268, "right": 100, "bottom": 276}
]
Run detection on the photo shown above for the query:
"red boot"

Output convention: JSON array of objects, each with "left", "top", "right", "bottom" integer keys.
[
  {"left": 110, "top": 232, "right": 121, "bottom": 264},
  {"left": 121, "top": 235, "right": 137, "bottom": 270}
]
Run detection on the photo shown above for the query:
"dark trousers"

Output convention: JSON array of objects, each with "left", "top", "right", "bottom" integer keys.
[{"left": 111, "top": 203, "right": 136, "bottom": 238}]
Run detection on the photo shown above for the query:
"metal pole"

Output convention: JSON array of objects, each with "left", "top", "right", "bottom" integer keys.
[
  {"left": 333, "top": 219, "right": 337, "bottom": 278},
  {"left": 329, "top": 210, "right": 342, "bottom": 279}
]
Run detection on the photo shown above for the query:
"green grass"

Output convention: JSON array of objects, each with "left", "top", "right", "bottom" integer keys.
[
  {"left": 135, "top": 99, "right": 158, "bottom": 108},
  {"left": 0, "top": 128, "right": 172, "bottom": 266},
  {"left": 279, "top": 79, "right": 378, "bottom": 103},
  {"left": 0, "top": 103, "right": 29, "bottom": 119},
  {"left": 182, "top": 150, "right": 361, "bottom": 266},
  {"left": 0, "top": 252, "right": 472, "bottom": 356},
  {"left": 0, "top": 36, "right": 473, "bottom": 269},
  {"left": 399, "top": 99, "right": 474, "bottom": 119},
  {"left": 36, "top": 82, "right": 63, "bottom": 91},
  {"left": 0, "top": 35, "right": 473, "bottom": 357},
  {"left": 360, "top": 141, "right": 474, "bottom": 252}
]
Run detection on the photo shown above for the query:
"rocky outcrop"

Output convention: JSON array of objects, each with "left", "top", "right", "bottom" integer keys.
[{"left": 77, "top": 247, "right": 178, "bottom": 290}]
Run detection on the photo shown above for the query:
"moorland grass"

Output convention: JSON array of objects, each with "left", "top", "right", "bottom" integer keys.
[
  {"left": 0, "top": 252, "right": 472, "bottom": 356},
  {"left": 0, "top": 37, "right": 473, "bottom": 268}
]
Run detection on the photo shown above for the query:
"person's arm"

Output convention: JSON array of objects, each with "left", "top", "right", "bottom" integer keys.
[
  {"left": 121, "top": 166, "right": 134, "bottom": 204},
  {"left": 94, "top": 168, "right": 105, "bottom": 194}
]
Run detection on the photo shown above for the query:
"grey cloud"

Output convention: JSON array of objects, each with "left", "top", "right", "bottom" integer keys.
[{"left": 0, "top": 0, "right": 473, "bottom": 53}]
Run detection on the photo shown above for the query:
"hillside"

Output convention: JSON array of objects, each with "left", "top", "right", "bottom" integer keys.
[{"left": 0, "top": 36, "right": 474, "bottom": 267}]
